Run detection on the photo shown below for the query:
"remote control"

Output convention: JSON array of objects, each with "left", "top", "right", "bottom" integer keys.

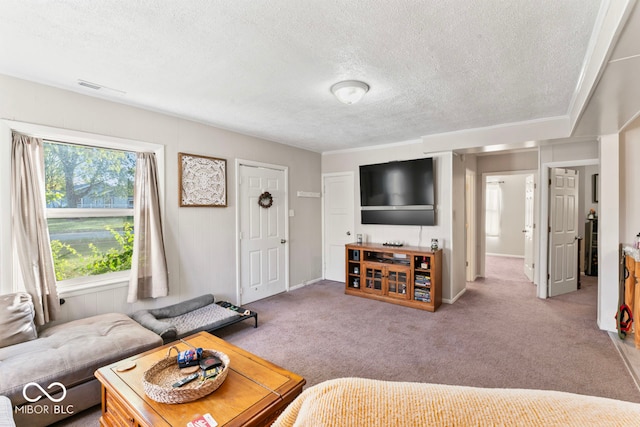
[{"left": 172, "top": 373, "right": 199, "bottom": 388}]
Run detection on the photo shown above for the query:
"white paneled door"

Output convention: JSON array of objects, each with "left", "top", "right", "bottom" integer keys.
[
  {"left": 548, "top": 168, "right": 579, "bottom": 297},
  {"left": 239, "top": 164, "right": 287, "bottom": 304},
  {"left": 523, "top": 174, "right": 535, "bottom": 282},
  {"left": 323, "top": 173, "right": 354, "bottom": 281}
]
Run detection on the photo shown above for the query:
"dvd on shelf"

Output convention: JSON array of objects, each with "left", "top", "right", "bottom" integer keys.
[
  {"left": 414, "top": 274, "right": 431, "bottom": 286},
  {"left": 414, "top": 287, "right": 431, "bottom": 302}
]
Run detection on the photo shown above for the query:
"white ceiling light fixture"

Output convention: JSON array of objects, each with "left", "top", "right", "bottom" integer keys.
[{"left": 330, "top": 80, "right": 369, "bottom": 104}]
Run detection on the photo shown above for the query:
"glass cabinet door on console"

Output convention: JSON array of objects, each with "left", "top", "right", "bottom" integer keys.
[
  {"left": 386, "top": 266, "right": 410, "bottom": 299},
  {"left": 363, "top": 262, "right": 384, "bottom": 294}
]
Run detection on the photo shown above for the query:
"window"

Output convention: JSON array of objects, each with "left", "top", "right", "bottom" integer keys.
[
  {"left": 44, "top": 140, "right": 136, "bottom": 282},
  {"left": 485, "top": 182, "right": 502, "bottom": 237},
  {"left": 2, "top": 120, "right": 165, "bottom": 296}
]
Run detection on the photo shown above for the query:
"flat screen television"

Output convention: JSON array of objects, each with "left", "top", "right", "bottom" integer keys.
[{"left": 359, "top": 157, "right": 435, "bottom": 226}]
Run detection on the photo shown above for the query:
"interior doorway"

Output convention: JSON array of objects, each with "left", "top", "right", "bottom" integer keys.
[
  {"left": 538, "top": 161, "right": 599, "bottom": 299},
  {"left": 483, "top": 172, "right": 535, "bottom": 284},
  {"left": 548, "top": 168, "right": 580, "bottom": 297},
  {"left": 236, "top": 160, "right": 289, "bottom": 304},
  {"left": 322, "top": 172, "right": 355, "bottom": 281}
]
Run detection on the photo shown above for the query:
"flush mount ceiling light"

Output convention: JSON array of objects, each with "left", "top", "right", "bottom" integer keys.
[{"left": 330, "top": 80, "right": 369, "bottom": 104}]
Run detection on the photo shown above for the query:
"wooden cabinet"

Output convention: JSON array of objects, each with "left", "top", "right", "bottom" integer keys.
[{"left": 345, "top": 243, "right": 442, "bottom": 312}]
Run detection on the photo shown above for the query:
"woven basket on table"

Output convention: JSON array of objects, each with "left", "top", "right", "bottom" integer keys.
[{"left": 142, "top": 346, "right": 230, "bottom": 404}]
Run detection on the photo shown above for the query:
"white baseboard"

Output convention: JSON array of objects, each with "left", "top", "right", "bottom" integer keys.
[
  {"left": 486, "top": 253, "right": 525, "bottom": 259},
  {"left": 290, "top": 277, "right": 323, "bottom": 291},
  {"left": 443, "top": 287, "right": 467, "bottom": 304}
]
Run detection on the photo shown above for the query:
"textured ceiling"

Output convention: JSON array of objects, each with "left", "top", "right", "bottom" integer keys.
[{"left": 0, "top": 1, "right": 608, "bottom": 152}]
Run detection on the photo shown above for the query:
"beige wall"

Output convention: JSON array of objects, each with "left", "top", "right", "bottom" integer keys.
[
  {"left": 477, "top": 150, "right": 538, "bottom": 173},
  {"left": 322, "top": 143, "right": 457, "bottom": 301},
  {"left": 0, "top": 75, "right": 322, "bottom": 320}
]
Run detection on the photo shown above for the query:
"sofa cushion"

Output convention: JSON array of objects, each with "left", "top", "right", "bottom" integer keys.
[
  {"left": 0, "top": 293, "right": 37, "bottom": 349},
  {"left": 0, "top": 312, "right": 162, "bottom": 406},
  {"left": 0, "top": 395, "right": 16, "bottom": 427}
]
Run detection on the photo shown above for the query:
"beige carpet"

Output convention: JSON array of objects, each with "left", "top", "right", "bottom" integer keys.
[
  {"left": 611, "top": 330, "right": 640, "bottom": 391},
  {"left": 52, "top": 256, "right": 640, "bottom": 425},
  {"left": 220, "top": 257, "right": 640, "bottom": 402}
]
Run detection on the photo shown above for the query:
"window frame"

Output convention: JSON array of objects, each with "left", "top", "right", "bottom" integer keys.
[{"left": 2, "top": 120, "right": 165, "bottom": 296}]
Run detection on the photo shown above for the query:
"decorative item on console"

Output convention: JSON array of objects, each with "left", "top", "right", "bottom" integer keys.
[{"left": 587, "top": 208, "right": 597, "bottom": 220}]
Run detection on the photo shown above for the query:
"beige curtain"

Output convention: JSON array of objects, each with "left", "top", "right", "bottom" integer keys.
[
  {"left": 11, "top": 132, "right": 60, "bottom": 325},
  {"left": 128, "top": 152, "right": 169, "bottom": 303}
]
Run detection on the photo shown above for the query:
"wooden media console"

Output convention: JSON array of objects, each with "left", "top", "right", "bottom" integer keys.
[{"left": 345, "top": 243, "right": 442, "bottom": 312}]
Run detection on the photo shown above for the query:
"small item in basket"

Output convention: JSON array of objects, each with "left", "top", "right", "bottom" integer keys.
[
  {"left": 188, "top": 413, "right": 218, "bottom": 427},
  {"left": 180, "top": 365, "right": 200, "bottom": 374},
  {"left": 203, "top": 365, "right": 223, "bottom": 381},
  {"left": 172, "top": 372, "right": 200, "bottom": 388},
  {"left": 177, "top": 347, "right": 203, "bottom": 368},
  {"left": 199, "top": 355, "right": 223, "bottom": 370}
]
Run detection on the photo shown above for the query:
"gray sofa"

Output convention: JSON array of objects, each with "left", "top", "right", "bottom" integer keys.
[{"left": 0, "top": 293, "right": 162, "bottom": 427}]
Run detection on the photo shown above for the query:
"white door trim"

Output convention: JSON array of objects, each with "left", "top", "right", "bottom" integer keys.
[
  {"left": 538, "top": 158, "right": 598, "bottom": 299},
  {"left": 480, "top": 169, "right": 537, "bottom": 279},
  {"left": 523, "top": 174, "right": 536, "bottom": 282},
  {"left": 321, "top": 171, "right": 355, "bottom": 280},
  {"left": 465, "top": 169, "right": 476, "bottom": 282},
  {"left": 235, "top": 159, "right": 289, "bottom": 305}
]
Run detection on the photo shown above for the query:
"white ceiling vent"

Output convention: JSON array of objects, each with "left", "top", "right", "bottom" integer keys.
[
  {"left": 77, "top": 79, "right": 102, "bottom": 90},
  {"left": 77, "top": 79, "right": 125, "bottom": 96}
]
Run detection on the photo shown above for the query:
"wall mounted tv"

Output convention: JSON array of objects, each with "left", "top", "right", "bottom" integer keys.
[{"left": 359, "top": 157, "right": 435, "bottom": 226}]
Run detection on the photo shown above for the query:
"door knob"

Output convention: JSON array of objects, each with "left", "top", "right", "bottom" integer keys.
[
  {"left": 346, "top": 231, "right": 351, "bottom": 236},
  {"left": 281, "top": 239, "right": 287, "bottom": 244}
]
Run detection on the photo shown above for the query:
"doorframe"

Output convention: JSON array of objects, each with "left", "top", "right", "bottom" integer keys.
[
  {"left": 523, "top": 173, "right": 536, "bottom": 282},
  {"left": 479, "top": 170, "right": 537, "bottom": 280},
  {"left": 235, "top": 159, "right": 290, "bottom": 305},
  {"left": 321, "top": 171, "right": 355, "bottom": 280},
  {"left": 465, "top": 169, "right": 476, "bottom": 282},
  {"left": 538, "top": 158, "right": 598, "bottom": 299}
]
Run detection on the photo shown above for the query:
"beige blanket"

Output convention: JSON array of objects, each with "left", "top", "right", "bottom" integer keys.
[{"left": 273, "top": 378, "right": 640, "bottom": 427}]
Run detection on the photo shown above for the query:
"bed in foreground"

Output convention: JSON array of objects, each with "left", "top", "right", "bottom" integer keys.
[{"left": 272, "top": 377, "right": 640, "bottom": 427}]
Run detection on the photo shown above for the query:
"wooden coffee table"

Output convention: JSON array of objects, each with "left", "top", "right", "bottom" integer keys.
[{"left": 95, "top": 331, "right": 305, "bottom": 426}]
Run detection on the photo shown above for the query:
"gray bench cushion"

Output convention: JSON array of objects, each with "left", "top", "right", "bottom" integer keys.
[{"left": 0, "top": 312, "right": 162, "bottom": 406}]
